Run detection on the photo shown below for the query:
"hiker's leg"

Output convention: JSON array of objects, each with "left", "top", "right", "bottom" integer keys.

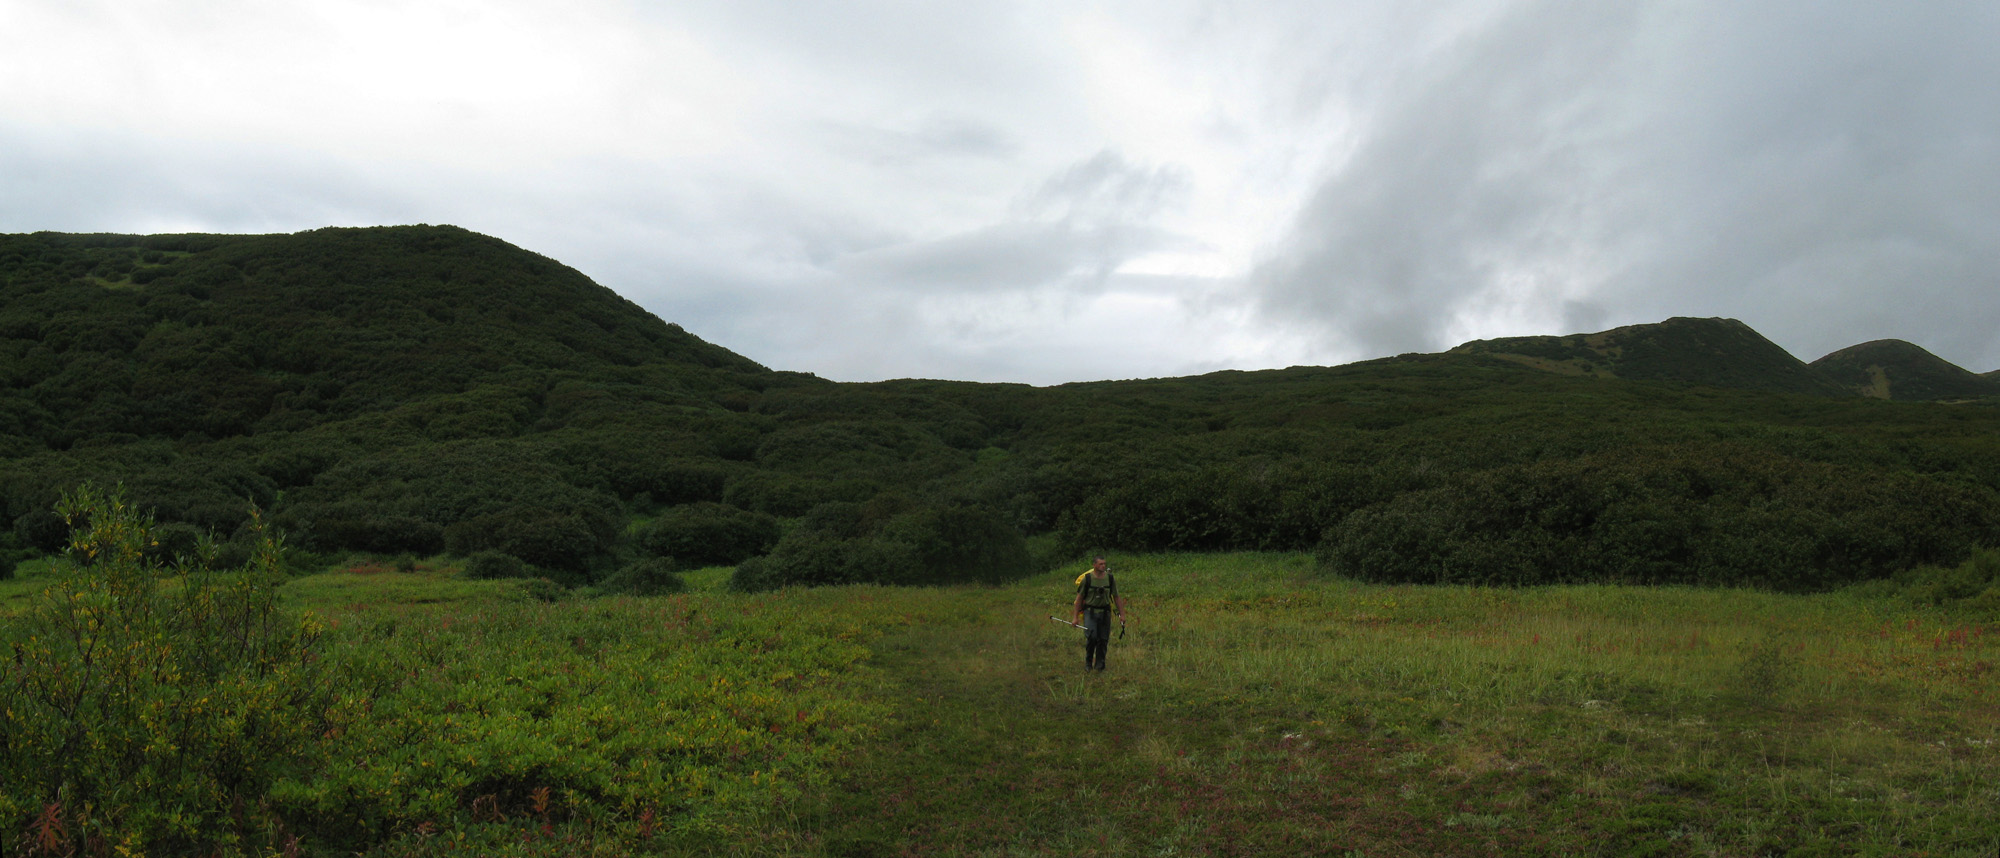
[{"left": 1087, "top": 611, "right": 1114, "bottom": 667}]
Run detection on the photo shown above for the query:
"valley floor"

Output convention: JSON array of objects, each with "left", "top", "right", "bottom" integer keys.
[
  {"left": 756, "top": 554, "right": 1998, "bottom": 857},
  {"left": 12, "top": 553, "right": 1997, "bottom": 856}
]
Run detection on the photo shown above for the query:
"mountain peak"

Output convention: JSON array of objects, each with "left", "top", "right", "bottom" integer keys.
[
  {"left": 1809, "top": 339, "right": 2000, "bottom": 401},
  {"left": 1450, "top": 317, "right": 1852, "bottom": 397}
]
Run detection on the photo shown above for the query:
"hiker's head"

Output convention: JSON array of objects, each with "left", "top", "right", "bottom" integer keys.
[{"left": 1092, "top": 556, "right": 1107, "bottom": 573}]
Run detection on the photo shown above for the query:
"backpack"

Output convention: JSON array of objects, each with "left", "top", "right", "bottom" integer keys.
[{"left": 1078, "top": 572, "right": 1116, "bottom": 610}]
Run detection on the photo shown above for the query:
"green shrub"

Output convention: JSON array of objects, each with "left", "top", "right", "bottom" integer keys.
[
  {"left": 302, "top": 510, "right": 446, "bottom": 556},
  {"left": 516, "top": 576, "right": 568, "bottom": 602},
  {"left": 445, "top": 508, "right": 602, "bottom": 581},
  {"left": 463, "top": 549, "right": 529, "bottom": 580},
  {"left": 880, "top": 502, "right": 1034, "bottom": 586},
  {"left": 722, "top": 472, "right": 878, "bottom": 517},
  {"left": 599, "top": 557, "right": 687, "bottom": 596},
  {"left": 729, "top": 501, "right": 1029, "bottom": 591},
  {"left": 1314, "top": 447, "right": 2000, "bottom": 589},
  {"left": 637, "top": 502, "right": 781, "bottom": 567},
  {"left": 1853, "top": 547, "right": 2000, "bottom": 618},
  {"left": 13, "top": 508, "right": 69, "bottom": 553},
  {"left": 730, "top": 531, "right": 920, "bottom": 592},
  {"left": 0, "top": 484, "right": 355, "bottom": 853},
  {"left": 149, "top": 521, "right": 205, "bottom": 565}
]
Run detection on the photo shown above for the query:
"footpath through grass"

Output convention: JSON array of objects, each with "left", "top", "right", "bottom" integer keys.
[{"left": 775, "top": 554, "right": 1999, "bottom": 857}]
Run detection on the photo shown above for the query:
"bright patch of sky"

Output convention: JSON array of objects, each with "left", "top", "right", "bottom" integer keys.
[{"left": 4, "top": 0, "right": 1998, "bottom": 383}]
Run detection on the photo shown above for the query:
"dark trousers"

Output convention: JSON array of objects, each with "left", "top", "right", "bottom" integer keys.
[{"left": 1083, "top": 608, "right": 1112, "bottom": 669}]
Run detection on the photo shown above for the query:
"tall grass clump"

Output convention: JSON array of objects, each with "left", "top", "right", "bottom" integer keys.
[{"left": 0, "top": 484, "right": 356, "bottom": 855}]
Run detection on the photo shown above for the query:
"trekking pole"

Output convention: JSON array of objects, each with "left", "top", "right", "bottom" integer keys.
[{"left": 1048, "top": 616, "right": 1085, "bottom": 630}]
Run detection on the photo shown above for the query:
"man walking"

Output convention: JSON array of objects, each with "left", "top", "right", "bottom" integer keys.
[{"left": 1071, "top": 556, "right": 1128, "bottom": 671}]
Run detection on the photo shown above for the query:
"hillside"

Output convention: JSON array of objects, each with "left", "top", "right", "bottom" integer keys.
[
  {"left": 1448, "top": 316, "right": 1855, "bottom": 396},
  {"left": 0, "top": 226, "right": 815, "bottom": 577},
  {"left": 1810, "top": 339, "right": 2000, "bottom": 400},
  {"left": 5, "top": 227, "right": 2000, "bottom": 594}
]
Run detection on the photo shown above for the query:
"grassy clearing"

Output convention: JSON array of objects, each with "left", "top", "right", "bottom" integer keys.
[
  {"left": 775, "top": 554, "right": 1999, "bottom": 857},
  {"left": 19, "top": 551, "right": 1991, "bottom": 855},
  {"left": 311, "top": 553, "right": 2000, "bottom": 855},
  {"left": 0, "top": 557, "right": 61, "bottom": 616}
]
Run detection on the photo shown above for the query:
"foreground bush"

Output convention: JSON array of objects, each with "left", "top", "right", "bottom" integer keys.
[{"left": 0, "top": 484, "right": 356, "bottom": 854}]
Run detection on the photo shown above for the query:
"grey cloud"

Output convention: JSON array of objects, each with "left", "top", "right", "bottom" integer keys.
[
  {"left": 833, "top": 149, "right": 1195, "bottom": 293},
  {"left": 816, "top": 114, "right": 1020, "bottom": 167},
  {"left": 1251, "top": 2, "right": 1648, "bottom": 358},
  {"left": 834, "top": 221, "right": 1178, "bottom": 293},
  {"left": 1018, "top": 149, "right": 1192, "bottom": 226},
  {"left": 1252, "top": 0, "right": 2000, "bottom": 371},
  {"left": 0, "top": 124, "right": 418, "bottom": 233}
]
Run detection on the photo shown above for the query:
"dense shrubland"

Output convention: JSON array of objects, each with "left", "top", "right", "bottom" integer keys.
[{"left": 5, "top": 227, "right": 2000, "bottom": 594}]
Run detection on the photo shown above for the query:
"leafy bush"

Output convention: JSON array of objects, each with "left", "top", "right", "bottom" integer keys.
[
  {"left": 730, "top": 531, "right": 919, "bottom": 592},
  {"left": 636, "top": 502, "right": 781, "bottom": 567},
  {"left": 1847, "top": 547, "right": 2000, "bottom": 618},
  {"left": 0, "top": 484, "right": 355, "bottom": 853},
  {"left": 463, "top": 549, "right": 530, "bottom": 580},
  {"left": 881, "top": 502, "right": 1035, "bottom": 586},
  {"left": 445, "top": 508, "right": 601, "bottom": 583},
  {"left": 516, "top": 576, "right": 568, "bottom": 602},
  {"left": 722, "top": 472, "right": 877, "bottom": 517},
  {"left": 1314, "top": 446, "right": 2000, "bottom": 589},
  {"left": 599, "top": 557, "right": 688, "bottom": 596},
  {"left": 149, "top": 520, "right": 205, "bottom": 565},
  {"left": 301, "top": 508, "right": 445, "bottom": 556},
  {"left": 13, "top": 508, "right": 69, "bottom": 554},
  {"left": 731, "top": 501, "right": 1030, "bottom": 591}
]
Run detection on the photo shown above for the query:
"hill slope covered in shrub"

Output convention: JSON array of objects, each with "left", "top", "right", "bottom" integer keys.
[{"left": 5, "top": 226, "right": 2000, "bottom": 591}]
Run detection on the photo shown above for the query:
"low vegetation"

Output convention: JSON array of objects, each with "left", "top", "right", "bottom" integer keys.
[{"left": 5, "top": 496, "right": 1993, "bottom": 855}]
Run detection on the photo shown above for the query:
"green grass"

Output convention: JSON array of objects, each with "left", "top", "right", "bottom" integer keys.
[
  {"left": 13, "top": 552, "right": 1997, "bottom": 854},
  {"left": 0, "top": 556, "right": 62, "bottom": 616},
  {"left": 791, "top": 554, "right": 2000, "bottom": 856},
  {"left": 677, "top": 565, "right": 735, "bottom": 593},
  {"left": 285, "top": 557, "right": 533, "bottom": 614}
]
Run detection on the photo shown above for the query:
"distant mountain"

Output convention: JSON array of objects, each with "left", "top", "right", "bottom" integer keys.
[
  {"left": 1809, "top": 340, "right": 2000, "bottom": 401},
  {"left": 0, "top": 225, "right": 783, "bottom": 449},
  {"left": 1448, "top": 317, "right": 1854, "bottom": 397}
]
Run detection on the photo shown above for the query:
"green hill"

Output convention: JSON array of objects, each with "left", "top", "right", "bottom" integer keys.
[
  {"left": 1811, "top": 339, "right": 2000, "bottom": 401},
  {"left": 1448, "top": 316, "right": 1855, "bottom": 396},
  {"left": 1, "top": 226, "right": 774, "bottom": 443},
  {"left": 5, "top": 227, "right": 2000, "bottom": 593}
]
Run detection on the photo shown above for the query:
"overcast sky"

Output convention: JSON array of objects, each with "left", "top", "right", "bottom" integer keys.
[{"left": 5, "top": 1, "right": 1998, "bottom": 384}]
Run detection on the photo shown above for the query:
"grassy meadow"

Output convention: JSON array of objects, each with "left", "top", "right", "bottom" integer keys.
[{"left": 5, "top": 553, "right": 1996, "bottom": 856}]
